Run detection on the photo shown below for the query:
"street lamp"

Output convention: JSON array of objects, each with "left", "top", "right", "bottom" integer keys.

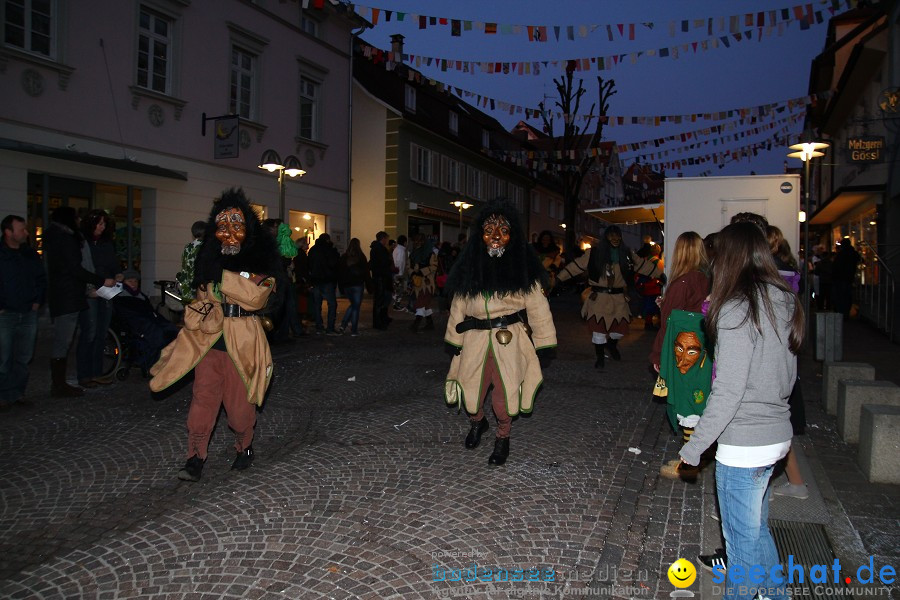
[
  {"left": 451, "top": 200, "right": 473, "bottom": 231},
  {"left": 787, "top": 139, "right": 829, "bottom": 322},
  {"left": 258, "top": 149, "right": 306, "bottom": 220}
]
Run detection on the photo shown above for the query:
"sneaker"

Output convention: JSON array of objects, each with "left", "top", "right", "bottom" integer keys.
[
  {"left": 337, "top": 326, "right": 346, "bottom": 334},
  {"left": 350, "top": 332, "right": 360, "bottom": 337},
  {"left": 325, "top": 329, "right": 339, "bottom": 336},
  {"left": 177, "top": 455, "right": 205, "bottom": 481},
  {"left": 315, "top": 328, "right": 324, "bottom": 335},
  {"left": 772, "top": 482, "right": 809, "bottom": 499},
  {"left": 232, "top": 446, "right": 254, "bottom": 470},
  {"left": 698, "top": 549, "right": 727, "bottom": 574}
]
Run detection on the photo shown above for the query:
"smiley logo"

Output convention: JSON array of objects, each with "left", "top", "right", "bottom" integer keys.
[{"left": 667, "top": 558, "right": 697, "bottom": 588}]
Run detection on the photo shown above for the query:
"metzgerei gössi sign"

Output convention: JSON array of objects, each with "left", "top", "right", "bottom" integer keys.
[{"left": 847, "top": 136, "right": 885, "bottom": 163}]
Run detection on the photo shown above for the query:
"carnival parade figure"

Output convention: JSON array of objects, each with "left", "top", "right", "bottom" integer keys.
[
  {"left": 407, "top": 233, "right": 438, "bottom": 332},
  {"left": 555, "top": 225, "right": 636, "bottom": 368},
  {"left": 443, "top": 200, "right": 558, "bottom": 466},
  {"left": 150, "top": 188, "right": 280, "bottom": 481}
]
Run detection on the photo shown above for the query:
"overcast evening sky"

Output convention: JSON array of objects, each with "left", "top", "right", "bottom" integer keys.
[{"left": 356, "top": 0, "right": 842, "bottom": 178}]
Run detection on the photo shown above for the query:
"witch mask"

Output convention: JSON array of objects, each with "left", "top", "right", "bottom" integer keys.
[
  {"left": 674, "top": 331, "right": 703, "bottom": 375},
  {"left": 215, "top": 207, "right": 246, "bottom": 256},
  {"left": 482, "top": 214, "right": 511, "bottom": 258}
]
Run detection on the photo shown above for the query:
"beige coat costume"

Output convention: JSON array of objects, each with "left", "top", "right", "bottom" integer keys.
[
  {"left": 444, "top": 283, "right": 557, "bottom": 416},
  {"left": 408, "top": 252, "right": 438, "bottom": 296},
  {"left": 557, "top": 249, "right": 637, "bottom": 326},
  {"left": 150, "top": 270, "right": 274, "bottom": 406}
]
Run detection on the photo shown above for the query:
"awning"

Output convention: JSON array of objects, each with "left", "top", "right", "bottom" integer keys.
[
  {"left": 416, "top": 204, "right": 474, "bottom": 223},
  {"left": 584, "top": 202, "right": 664, "bottom": 225},
  {"left": 810, "top": 185, "right": 881, "bottom": 225},
  {"left": 0, "top": 138, "right": 188, "bottom": 181}
]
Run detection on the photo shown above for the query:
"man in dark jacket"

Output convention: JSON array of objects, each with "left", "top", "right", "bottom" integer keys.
[
  {"left": 306, "top": 232, "right": 340, "bottom": 334},
  {"left": 369, "top": 231, "right": 394, "bottom": 330},
  {"left": 0, "top": 215, "right": 47, "bottom": 409}
]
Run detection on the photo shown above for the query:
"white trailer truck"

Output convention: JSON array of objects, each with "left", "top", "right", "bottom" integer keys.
[{"left": 585, "top": 174, "right": 802, "bottom": 274}]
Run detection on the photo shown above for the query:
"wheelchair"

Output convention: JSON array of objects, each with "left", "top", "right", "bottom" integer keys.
[{"left": 98, "top": 281, "right": 182, "bottom": 381}]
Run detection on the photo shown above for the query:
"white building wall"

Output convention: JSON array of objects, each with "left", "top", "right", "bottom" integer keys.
[
  {"left": 350, "top": 82, "right": 392, "bottom": 244},
  {"left": 0, "top": 0, "right": 358, "bottom": 294}
]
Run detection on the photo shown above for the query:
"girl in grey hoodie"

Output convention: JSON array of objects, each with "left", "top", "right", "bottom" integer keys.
[{"left": 680, "top": 221, "right": 804, "bottom": 600}]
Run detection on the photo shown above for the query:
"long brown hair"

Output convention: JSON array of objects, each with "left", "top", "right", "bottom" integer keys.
[
  {"left": 668, "top": 231, "right": 707, "bottom": 283},
  {"left": 343, "top": 237, "right": 364, "bottom": 265},
  {"left": 766, "top": 225, "right": 798, "bottom": 271},
  {"left": 706, "top": 222, "right": 804, "bottom": 355}
]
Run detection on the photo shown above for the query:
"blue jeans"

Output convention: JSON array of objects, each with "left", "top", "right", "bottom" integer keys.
[
  {"left": 76, "top": 298, "right": 113, "bottom": 380},
  {"left": 716, "top": 462, "right": 788, "bottom": 600},
  {"left": 340, "top": 285, "right": 364, "bottom": 334},
  {"left": 0, "top": 310, "right": 38, "bottom": 404},
  {"left": 312, "top": 282, "right": 337, "bottom": 332}
]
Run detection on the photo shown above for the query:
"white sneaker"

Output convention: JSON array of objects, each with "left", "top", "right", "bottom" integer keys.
[{"left": 772, "top": 482, "right": 809, "bottom": 499}]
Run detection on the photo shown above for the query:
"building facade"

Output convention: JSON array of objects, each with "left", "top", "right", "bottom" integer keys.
[
  {"left": 805, "top": 2, "right": 899, "bottom": 340},
  {"left": 351, "top": 37, "right": 531, "bottom": 247},
  {"left": 0, "top": 0, "right": 364, "bottom": 289}
]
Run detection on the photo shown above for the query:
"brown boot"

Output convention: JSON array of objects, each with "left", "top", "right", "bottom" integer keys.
[
  {"left": 424, "top": 315, "right": 435, "bottom": 330},
  {"left": 51, "top": 358, "right": 84, "bottom": 397}
]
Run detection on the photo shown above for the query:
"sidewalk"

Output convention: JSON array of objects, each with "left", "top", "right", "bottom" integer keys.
[{"left": 0, "top": 296, "right": 896, "bottom": 599}]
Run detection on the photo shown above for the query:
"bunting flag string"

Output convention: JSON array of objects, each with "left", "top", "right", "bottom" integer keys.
[
  {"left": 617, "top": 110, "right": 805, "bottom": 155},
  {"left": 482, "top": 112, "right": 803, "bottom": 164},
  {"left": 358, "top": 6, "right": 833, "bottom": 79},
  {"left": 621, "top": 112, "right": 804, "bottom": 162},
  {"left": 351, "top": 0, "right": 854, "bottom": 42},
  {"left": 359, "top": 44, "right": 830, "bottom": 125},
  {"left": 635, "top": 123, "right": 797, "bottom": 174}
]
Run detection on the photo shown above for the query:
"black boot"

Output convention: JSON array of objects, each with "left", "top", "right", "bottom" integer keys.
[
  {"left": 464, "top": 417, "right": 489, "bottom": 449},
  {"left": 424, "top": 315, "right": 435, "bottom": 331},
  {"left": 488, "top": 437, "right": 510, "bottom": 466},
  {"left": 593, "top": 344, "right": 606, "bottom": 369},
  {"left": 177, "top": 455, "right": 205, "bottom": 481},
  {"left": 232, "top": 446, "right": 254, "bottom": 470},
  {"left": 607, "top": 339, "right": 621, "bottom": 361},
  {"left": 50, "top": 358, "right": 84, "bottom": 397},
  {"left": 410, "top": 316, "right": 423, "bottom": 332}
]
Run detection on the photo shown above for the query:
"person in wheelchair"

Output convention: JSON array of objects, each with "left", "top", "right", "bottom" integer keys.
[{"left": 113, "top": 269, "right": 179, "bottom": 376}]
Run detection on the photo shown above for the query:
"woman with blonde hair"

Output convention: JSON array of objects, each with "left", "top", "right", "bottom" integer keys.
[{"left": 650, "top": 231, "right": 711, "bottom": 480}]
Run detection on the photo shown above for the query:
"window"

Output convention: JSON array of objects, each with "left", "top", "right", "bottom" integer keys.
[
  {"left": 442, "top": 157, "right": 461, "bottom": 193},
  {"left": 482, "top": 129, "right": 490, "bottom": 149},
  {"left": 448, "top": 111, "right": 458, "bottom": 136},
  {"left": 510, "top": 185, "right": 523, "bottom": 211},
  {"left": 300, "top": 14, "right": 318, "bottom": 37},
  {"left": 410, "top": 144, "right": 436, "bottom": 186},
  {"left": 229, "top": 46, "right": 256, "bottom": 119},
  {"left": 137, "top": 6, "right": 171, "bottom": 93},
  {"left": 4, "top": 0, "right": 54, "bottom": 57},
  {"left": 299, "top": 76, "right": 319, "bottom": 140},
  {"left": 405, "top": 84, "right": 416, "bottom": 112},
  {"left": 531, "top": 191, "right": 541, "bottom": 214},
  {"left": 467, "top": 168, "right": 483, "bottom": 200}
]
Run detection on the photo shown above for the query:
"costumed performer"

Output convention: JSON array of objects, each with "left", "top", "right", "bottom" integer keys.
[
  {"left": 150, "top": 188, "right": 279, "bottom": 481},
  {"left": 555, "top": 225, "right": 636, "bottom": 368},
  {"left": 443, "top": 200, "right": 557, "bottom": 466}
]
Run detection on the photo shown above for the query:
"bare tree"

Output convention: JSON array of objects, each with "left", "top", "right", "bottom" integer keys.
[{"left": 539, "top": 63, "right": 616, "bottom": 255}]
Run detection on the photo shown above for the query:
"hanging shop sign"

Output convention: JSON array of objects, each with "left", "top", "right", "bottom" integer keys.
[{"left": 847, "top": 136, "right": 884, "bottom": 163}]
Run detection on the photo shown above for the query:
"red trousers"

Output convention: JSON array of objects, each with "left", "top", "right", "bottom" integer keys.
[
  {"left": 470, "top": 350, "right": 512, "bottom": 438},
  {"left": 187, "top": 349, "right": 256, "bottom": 459}
]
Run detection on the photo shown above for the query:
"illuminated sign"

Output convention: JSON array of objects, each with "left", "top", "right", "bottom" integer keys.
[{"left": 847, "top": 136, "right": 884, "bottom": 163}]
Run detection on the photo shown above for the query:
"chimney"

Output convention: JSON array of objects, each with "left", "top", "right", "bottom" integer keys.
[{"left": 390, "top": 34, "right": 405, "bottom": 62}]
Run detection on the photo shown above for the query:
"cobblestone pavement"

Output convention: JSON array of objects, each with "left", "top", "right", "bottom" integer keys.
[{"left": 0, "top": 295, "right": 896, "bottom": 599}]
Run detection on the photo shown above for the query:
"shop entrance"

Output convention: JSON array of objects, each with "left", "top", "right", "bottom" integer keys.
[{"left": 26, "top": 173, "right": 142, "bottom": 269}]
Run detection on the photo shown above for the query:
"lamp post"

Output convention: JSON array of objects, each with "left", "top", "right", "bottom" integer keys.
[
  {"left": 787, "top": 139, "right": 829, "bottom": 322},
  {"left": 258, "top": 149, "right": 306, "bottom": 220},
  {"left": 451, "top": 200, "right": 473, "bottom": 231}
]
